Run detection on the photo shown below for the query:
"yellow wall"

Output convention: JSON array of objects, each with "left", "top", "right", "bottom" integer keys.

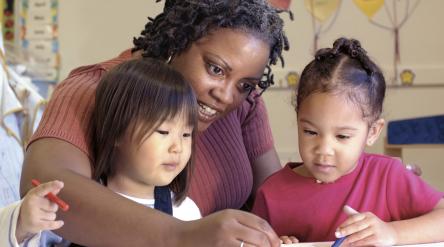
[{"left": 56, "top": 0, "right": 444, "bottom": 190}]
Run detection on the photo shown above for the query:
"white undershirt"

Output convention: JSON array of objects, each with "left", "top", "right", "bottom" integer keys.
[{"left": 116, "top": 192, "right": 201, "bottom": 221}]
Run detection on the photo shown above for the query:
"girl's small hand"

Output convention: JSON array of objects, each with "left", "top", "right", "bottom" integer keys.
[
  {"left": 16, "top": 180, "right": 65, "bottom": 243},
  {"left": 279, "top": 235, "right": 299, "bottom": 244},
  {"left": 336, "top": 211, "right": 397, "bottom": 246}
]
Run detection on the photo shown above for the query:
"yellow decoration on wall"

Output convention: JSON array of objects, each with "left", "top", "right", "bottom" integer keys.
[
  {"left": 304, "top": 0, "right": 340, "bottom": 23},
  {"left": 353, "top": 0, "right": 384, "bottom": 19},
  {"left": 400, "top": 69, "right": 415, "bottom": 86},
  {"left": 286, "top": 71, "right": 299, "bottom": 88}
]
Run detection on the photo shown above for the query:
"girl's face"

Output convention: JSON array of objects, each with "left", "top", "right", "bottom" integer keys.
[
  {"left": 296, "top": 92, "right": 383, "bottom": 183},
  {"left": 111, "top": 114, "right": 193, "bottom": 198},
  {"left": 170, "top": 28, "right": 270, "bottom": 132}
]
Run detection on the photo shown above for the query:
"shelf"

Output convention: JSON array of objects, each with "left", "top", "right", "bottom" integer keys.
[{"left": 384, "top": 138, "right": 444, "bottom": 160}]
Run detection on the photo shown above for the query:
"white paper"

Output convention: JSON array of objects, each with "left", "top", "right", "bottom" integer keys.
[
  {"left": 28, "top": 0, "right": 52, "bottom": 13},
  {"left": 27, "top": 9, "right": 53, "bottom": 25},
  {"left": 281, "top": 242, "right": 444, "bottom": 247},
  {"left": 25, "top": 25, "right": 54, "bottom": 39}
]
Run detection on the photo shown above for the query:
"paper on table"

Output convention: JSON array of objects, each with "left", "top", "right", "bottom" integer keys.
[
  {"left": 281, "top": 242, "right": 444, "bottom": 247},
  {"left": 281, "top": 242, "right": 332, "bottom": 247},
  {"left": 392, "top": 244, "right": 444, "bottom": 247}
]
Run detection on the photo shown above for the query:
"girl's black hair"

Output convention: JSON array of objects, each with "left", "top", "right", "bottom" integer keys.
[
  {"left": 132, "top": 0, "right": 290, "bottom": 93},
  {"left": 296, "top": 37, "right": 386, "bottom": 123},
  {"left": 90, "top": 58, "right": 198, "bottom": 204}
]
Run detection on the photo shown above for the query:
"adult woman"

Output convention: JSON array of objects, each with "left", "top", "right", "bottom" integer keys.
[{"left": 20, "top": 0, "right": 289, "bottom": 246}]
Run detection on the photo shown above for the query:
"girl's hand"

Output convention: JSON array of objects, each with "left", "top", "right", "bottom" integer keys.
[
  {"left": 336, "top": 210, "right": 397, "bottom": 246},
  {"left": 16, "top": 180, "right": 65, "bottom": 243},
  {"left": 280, "top": 235, "right": 299, "bottom": 244}
]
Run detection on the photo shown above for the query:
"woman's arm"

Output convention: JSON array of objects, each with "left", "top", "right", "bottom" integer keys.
[
  {"left": 251, "top": 147, "right": 281, "bottom": 194},
  {"left": 242, "top": 95, "right": 282, "bottom": 195},
  {"left": 20, "top": 138, "right": 280, "bottom": 247}
]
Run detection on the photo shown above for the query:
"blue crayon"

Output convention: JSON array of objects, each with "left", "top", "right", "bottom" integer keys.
[{"left": 331, "top": 236, "right": 346, "bottom": 247}]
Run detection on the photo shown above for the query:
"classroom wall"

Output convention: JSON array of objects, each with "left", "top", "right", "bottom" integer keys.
[{"left": 56, "top": 0, "right": 444, "bottom": 190}]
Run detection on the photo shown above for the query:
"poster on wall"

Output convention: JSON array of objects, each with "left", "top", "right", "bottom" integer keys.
[
  {"left": 353, "top": 0, "right": 421, "bottom": 85},
  {"left": 269, "top": 0, "right": 431, "bottom": 90},
  {"left": 305, "top": 0, "right": 341, "bottom": 52},
  {"left": 20, "top": 0, "right": 59, "bottom": 84}
]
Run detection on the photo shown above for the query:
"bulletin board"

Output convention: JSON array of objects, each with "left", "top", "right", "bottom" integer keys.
[{"left": 20, "top": 0, "right": 59, "bottom": 84}]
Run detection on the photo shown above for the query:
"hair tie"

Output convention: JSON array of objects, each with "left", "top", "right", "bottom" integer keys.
[{"left": 350, "top": 49, "right": 358, "bottom": 57}]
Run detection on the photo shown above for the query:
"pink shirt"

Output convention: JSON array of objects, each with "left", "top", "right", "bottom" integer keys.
[
  {"left": 30, "top": 50, "right": 274, "bottom": 216},
  {"left": 252, "top": 153, "right": 444, "bottom": 242}
]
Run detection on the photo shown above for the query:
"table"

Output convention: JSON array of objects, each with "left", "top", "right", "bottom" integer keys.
[
  {"left": 384, "top": 138, "right": 444, "bottom": 161},
  {"left": 282, "top": 242, "right": 444, "bottom": 247}
]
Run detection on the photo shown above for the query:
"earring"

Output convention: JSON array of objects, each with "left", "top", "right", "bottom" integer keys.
[{"left": 166, "top": 54, "right": 174, "bottom": 64}]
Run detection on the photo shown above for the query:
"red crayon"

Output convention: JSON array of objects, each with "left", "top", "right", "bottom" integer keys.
[{"left": 31, "top": 179, "right": 70, "bottom": 212}]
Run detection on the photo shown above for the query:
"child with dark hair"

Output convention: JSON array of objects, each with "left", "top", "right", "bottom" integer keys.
[
  {"left": 90, "top": 58, "right": 200, "bottom": 220},
  {"left": 252, "top": 38, "right": 444, "bottom": 246},
  {"left": 1, "top": 59, "right": 200, "bottom": 247}
]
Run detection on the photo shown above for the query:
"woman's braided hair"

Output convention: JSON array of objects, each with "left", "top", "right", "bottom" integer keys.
[
  {"left": 132, "top": 0, "right": 290, "bottom": 92},
  {"left": 296, "top": 38, "right": 386, "bottom": 123}
]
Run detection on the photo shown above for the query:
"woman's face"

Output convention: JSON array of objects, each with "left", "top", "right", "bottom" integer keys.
[{"left": 170, "top": 28, "right": 270, "bottom": 132}]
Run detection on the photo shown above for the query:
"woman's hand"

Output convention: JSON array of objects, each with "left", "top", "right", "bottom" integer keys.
[
  {"left": 179, "top": 209, "right": 281, "bottom": 247},
  {"left": 16, "top": 180, "right": 65, "bottom": 243},
  {"left": 336, "top": 210, "right": 397, "bottom": 246}
]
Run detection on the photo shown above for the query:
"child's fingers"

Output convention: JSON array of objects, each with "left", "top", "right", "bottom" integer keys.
[
  {"left": 279, "top": 236, "right": 292, "bottom": 244},
  {"left": 345, "top": 229, "right": 375, "bottom": 246},
  {"left": 336, "top": 215, "right": 369, "bottom": 238},
  {"left": 34, "top": 180, "right": 64, "bottom": 198},
  {"left": 40, "top": 220, "right": 65, "bottom": 231},
  {"left": 288, "top": 236, "right": 299, "bottom": 243},
  {"left": 279, "top": 235, "right": 298, "bottom": 244},
  {"left": 338, "top": 213, "right": 366, "bottom": 229},
  {"left": 39, "top": 210, "right": 58, "bottom": 221},
  {"left": 351, "top": 236, "right": 378, "bottom": 247},
  {"left": 41, "top": 201, "right": 59, "bottom": 213},
  {"left": 31, "top": 196, "right": 59, "bottom": 213}
]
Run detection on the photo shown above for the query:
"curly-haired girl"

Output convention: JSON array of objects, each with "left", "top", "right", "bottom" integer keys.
[{"left": 253, "top": 38, "right": 444, "bottom": 245}]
